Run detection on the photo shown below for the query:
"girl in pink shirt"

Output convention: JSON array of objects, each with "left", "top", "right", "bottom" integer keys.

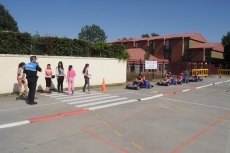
[
  {"left": 67, "top": 65, "right": 76, "bottom": 95},
  {"left": 45, "top": 64, "right": 52, "bottom": 94}
]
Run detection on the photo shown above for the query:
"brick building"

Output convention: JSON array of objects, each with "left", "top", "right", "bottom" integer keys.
[{"left": 109, "top": 33, "right": 224, "bottom": 64}]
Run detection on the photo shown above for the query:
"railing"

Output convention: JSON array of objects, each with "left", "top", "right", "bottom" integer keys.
[
  {"left": 192, "top": 69, "right": 209, "bottom": 77},
  {"left": 218, "top": 69, "right": 230, "bottom": 77}
]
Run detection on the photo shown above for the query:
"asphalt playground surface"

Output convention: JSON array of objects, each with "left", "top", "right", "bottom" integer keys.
[{"left": 0, "top": 76, "right": 230, "bottom": 153}]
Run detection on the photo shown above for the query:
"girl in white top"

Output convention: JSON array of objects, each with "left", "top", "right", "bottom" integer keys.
[
  {"left": 56, "top": 61, "right": 66, "bottom": 92},
  {"left": 17, "top": 62, "right": 28, "bottom": 96}
]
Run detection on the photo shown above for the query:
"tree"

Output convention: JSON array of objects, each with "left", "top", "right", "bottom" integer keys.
[
  {"left": 222, "top": 31, "right": 230, "bottom": 63},
  {"left": 141, "top": 34, "right": 150, "bottom": 38},
  {"left": 78, "top": 24, "right": 107, "bottom": 43},
  {"left": 151, "top": 32, "right": 159, "bottom": 37},
  {"left": 0, "top": 4, "right": 18, "bottom": 32},
  {"left": 144, "top": 46, "right": 151, "bottom": 60}
]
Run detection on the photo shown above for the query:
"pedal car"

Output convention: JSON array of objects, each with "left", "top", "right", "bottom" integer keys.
[
  {"left": 177, "top": 73, "right": 189, "bottom": 84},
  {"left": 188, "top": 72, "right": 203, "bottom": 82},
  {"left": 126, "top": 80, "right": 153, "bottom": 90},
  {"left": 157, "top": 78, "right": 177, "bottom": 86},
  {"left": 188, "top": 76, "right": 203, "bottom": 82},
  {"left": 157, "top": 72, "right": 177, "bottom": 86}
]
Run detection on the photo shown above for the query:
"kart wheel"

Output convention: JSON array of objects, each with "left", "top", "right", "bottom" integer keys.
[
  {"left": 151, "top": 85, "right": 154, "bottom": 87},
  {"left": 166, "top": 83, "right": 169, "bottom": 86},
  {"left": 136, "top": 87, "right": 140, "bottom": 90}
]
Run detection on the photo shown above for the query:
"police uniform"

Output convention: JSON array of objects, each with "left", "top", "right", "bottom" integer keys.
[{"left": 23, "top": 58, "right": 41, "bottom": 105}]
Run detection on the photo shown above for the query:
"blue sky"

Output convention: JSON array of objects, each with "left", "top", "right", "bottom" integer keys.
[{"left": 1, "top": 0, "right": 230, "bottom": 43}]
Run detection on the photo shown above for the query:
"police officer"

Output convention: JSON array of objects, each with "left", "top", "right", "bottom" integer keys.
[{"left": 23, "top": 56, "right": 42, "bottom": 105}]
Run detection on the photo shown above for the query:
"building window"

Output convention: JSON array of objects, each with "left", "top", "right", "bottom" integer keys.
[
  {"left": 165, "top": 40, "right": 172, "bottom": 49},
  {"left": 165, "top": 40, "right": 169, "bottom": 49},
  {"left": 123, "top": 43, "right": 127, "bottom": 48},
  {"left": 135, "top": 42, "right": 140, "bottom": 48},
  {"left": 184, "top": 50, "right": 191, "bottom": 61},
  {"left": 150, "top": 41, "right": 155, "bottom": 49},
  {"left": 205, "top": 51, "right": 210, "bottom": 61},
  {"left": 184, "top": 39, "right": 189, "bottom": 50},
  {"left": 165, "top": 53, "right": 171, "bottom": 60}
]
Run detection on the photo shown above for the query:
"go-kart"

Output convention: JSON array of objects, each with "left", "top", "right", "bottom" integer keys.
[
  {"left": 188, "top": 76, "right": 203, "bottom": 82},
  {"left": 157, "top": 79, "right": 177, "bottom": 86},
  {"left": 177, "top": 77, "right": 189, "bottom": 84},
  {"left": 126, "top": 80, "right": 153, "bottom": 90}
]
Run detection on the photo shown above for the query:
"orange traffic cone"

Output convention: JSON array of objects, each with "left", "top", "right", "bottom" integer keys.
[{"left": 101, "top": 78, "right": 106, "bottom": 92}]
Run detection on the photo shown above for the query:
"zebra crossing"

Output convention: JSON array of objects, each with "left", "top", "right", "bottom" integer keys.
[{"left": 41, "top": 90, "right": 138, "bottom": 110}]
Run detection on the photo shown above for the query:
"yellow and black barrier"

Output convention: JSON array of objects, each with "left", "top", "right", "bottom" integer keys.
[
  {"left": 218, "top": 69, "right": 230, "bottom": 77},
  {"left": 192, "top": 69, "right": 209, "bottom": 77}
]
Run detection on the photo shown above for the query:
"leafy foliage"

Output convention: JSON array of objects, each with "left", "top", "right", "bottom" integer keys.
[
  {"left": 0, "top": 31, "right": 31, "bottom": 54},
  {"left": 151, "top": 32, "right": 159, "bottom": 37},
  {"left": 0, "top": 4, "right": 18, "bottom": 32},
  {"left": 0, "top": 31, "right": 129, "bottom": 60},
  {"left": 144, "top": 46, "right": 151, "bottom": 60},
  {"left": 221, "top": 31, "right": 230, "bottom": 62},
  {"left": 141, "top": 34, "right": 150, "bottom": 38},
  {"left": 78, "top": 24, "right": 107, "bottom": 43}
]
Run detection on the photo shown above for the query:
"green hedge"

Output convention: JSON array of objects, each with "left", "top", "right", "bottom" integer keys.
[
  {"left": 0, "top": 31, "right": 130, "bottom": 60},
  {"left": 0, "top": 31, "right": 31, "bottom": 54}
]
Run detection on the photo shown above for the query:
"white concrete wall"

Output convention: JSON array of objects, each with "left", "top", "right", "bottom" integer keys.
[{"left": 0, "top": 54, "right": 127, "bottom": 94}]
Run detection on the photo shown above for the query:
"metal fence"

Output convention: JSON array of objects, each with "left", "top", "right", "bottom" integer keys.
[{"left": 127, "top": 60, "right": 219, "bottom": 76}]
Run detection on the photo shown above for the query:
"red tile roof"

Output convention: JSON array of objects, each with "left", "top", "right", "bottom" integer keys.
[
  {"left": 109, "top": 33, "right": 207, "bottom": 43},
  {"left": 126, "top": 48, "right": 169, "bottom": 63},
  {"left": 190, "top": 43, "right": 224, "bottom": 52},
  {"left": 171, "top": 33, "right": 207, "bottom": 42}
]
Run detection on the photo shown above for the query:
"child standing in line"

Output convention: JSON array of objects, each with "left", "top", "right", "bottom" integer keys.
[
  {"left": 67, "top": 65, "right": 76, "bottom": 95},
  {"left": 82, "top": 63, "right": 91, "bottom": 94},
  {"left": 45, "top": 64, "right": 52, "bottom": 94},
  {"left": 17, "top": 62, "right": 28, "bottom": 96}
]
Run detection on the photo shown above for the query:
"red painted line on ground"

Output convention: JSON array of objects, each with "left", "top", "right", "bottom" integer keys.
[
  {"left": 82, "top": 128, "right": 130, "bottom": 153},
  {"left": 59, "top": 109, "right": 89, "bottom": 117},
  {"left": 171, "top": 111, "right": 230, "bottom": 153},
  {"left": 174, "top": 90, "right": 183, "bottom": 94},
  {"left": 29, "top": 109, "right": 89, "bottom": 123},
  {"left": 163, "top": 92, "right": 174, "bottom": 96},
  {"left": 189, "top": 87, "right": 196, "bottom": 91}
]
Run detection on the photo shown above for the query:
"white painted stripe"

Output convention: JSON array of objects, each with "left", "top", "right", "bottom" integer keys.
[
  {"left": 48, "top": 92, "right": 98, "bottom": 98},
  {"left": 55, "top": 93, "right": 103, "bottom": 100},
  {"left": 139, "top": 94, "right": 163, "bottom": 101},
  {"left": 196, "top": 84, "right": 212, "bottom": 89},
  {"left": 68, "top": 96, "right": 119, "bottom": 105},
  {"left": 43, "top": 91, "right": 96, "bottom": 97},
  {"left": 114, "top": 92, "right": 150, "bottom": 96},
  {"left": 44, "top": 93, "right": 83, "bottom": 98},
  {"left": 41, "top": 90, "right": 89, "bottom": 95},
  {"left": 162, "top": 98, "right": 230, "bottom": 111},
  {"left": 182, "top": 89, "right": 190, "bottom": 92},
  {"left": 85, "top": 99, "right": 138, "bottom": 110},
  {"left": 76, "top": 97, "right": 128, "bottom": 107},
  {"left": 62, "top": 94, "right": 111, "bottom": 103},
  {"left": 0, "top": 120, "right": 30, "bottom": 129}
]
